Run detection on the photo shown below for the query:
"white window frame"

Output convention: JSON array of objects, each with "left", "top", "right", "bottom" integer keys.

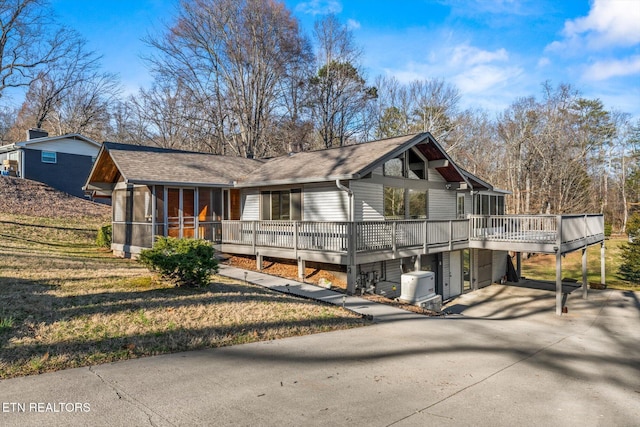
[{"left": 41, "top": 151, "right": 57, "bottom": 164}]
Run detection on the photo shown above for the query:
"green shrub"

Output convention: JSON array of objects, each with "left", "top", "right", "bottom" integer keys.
[
  {"left": 604, "top": 222, "right": 612, "bottom": 237},
  {"left": 96, "top": 224, "right": 112, "bottom": 247},
  {"left": 138, "top": 237, "right": 218, "bottom": 287}
]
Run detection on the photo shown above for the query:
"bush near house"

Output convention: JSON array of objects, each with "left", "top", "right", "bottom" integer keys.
[
  {"left": 96, "top": 224, "right": 112, "bottom": 247},
  {"left": 139, "top": 237, "right": 218, "bottom": 287}
]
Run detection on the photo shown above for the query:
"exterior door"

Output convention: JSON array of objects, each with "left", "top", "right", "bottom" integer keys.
[
  {"left": 449, "top": 251, "right": 462, "bottom": 297},
  {"left": 477, "top": 249, "right": 493, "bottom": 288},
  {"left": 167, "top": 188, "right": 196, "bottom": 238}
]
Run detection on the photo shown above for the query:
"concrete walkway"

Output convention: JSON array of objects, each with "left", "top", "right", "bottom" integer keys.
[
  {"left": 218, "top": 264, "right": 423, "bottom": 322},
  {"left": 1, "top": 279, "right": 639, "bottom": 426}
]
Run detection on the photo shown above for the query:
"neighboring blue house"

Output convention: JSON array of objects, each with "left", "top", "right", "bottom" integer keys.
[{"left": 0, "top": 129, "right": 101, "bottom": 199}]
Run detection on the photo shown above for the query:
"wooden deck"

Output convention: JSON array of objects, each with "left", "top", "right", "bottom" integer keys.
[{"left": 220, "top": 215, "right": 605, "bottom": 261}]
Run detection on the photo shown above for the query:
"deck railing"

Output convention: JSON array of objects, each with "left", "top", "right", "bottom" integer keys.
[
  {"left": 222, "top": 219, "right": 469, "bottom": 254},
  {"left": 222, "top": 215, "right": 604, "bottom": 255},
  {"left": 468, "top": 214, "right": 604, "bottom": 246},
  {"left": 560, "top": 214, "right": 604, "bottom": 245},
  {"left": 469, "top": 215, "right": 558, "bottom": 243}
]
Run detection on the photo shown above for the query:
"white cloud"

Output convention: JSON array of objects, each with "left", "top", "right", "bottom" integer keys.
[
  {"left": 557, "top": 0, "right": 640, "bottom": 49},
  {"left": 295, "top": 0, "right": 342, "bottom": 15},
  {"left": 346, "top": 19, "right": 361, "bottom": 30},
  {"left": 453, "top": 64, "right": 522, "bottom": 94},
  {"left": 537, "top": 57, "right": 550, "bottom": 67},
  {"left": 583, "top": 55, "right": 640, "bottom": 81},
  {"left": 450, "top": 44, "right": 508, "bottom": 67}
]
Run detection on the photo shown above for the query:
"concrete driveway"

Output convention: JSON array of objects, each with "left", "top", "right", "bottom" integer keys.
[{"left": 1, "top": 285, "right": 639, "bottom": 426}]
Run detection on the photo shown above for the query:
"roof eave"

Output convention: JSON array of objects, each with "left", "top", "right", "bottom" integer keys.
[
  {"left": 126, "top": 179, "right": 234, "bottom": 188},
  {"left": 0, "top": 143, "right": 17, "bottom": 153},
  {"left": 235, "top": 174, "right": 358, "bottom": 188}
]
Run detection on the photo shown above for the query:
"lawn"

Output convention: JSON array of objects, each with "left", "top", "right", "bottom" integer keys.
[
  {"left": 521, "top": 236, "right": 639, "bottom": 290},
  {"left": 0, "top": 214, "right": 367, "bottom": 379}
]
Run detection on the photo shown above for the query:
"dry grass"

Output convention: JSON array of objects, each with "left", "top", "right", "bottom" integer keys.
[
  {"left": 0, "top": 214, "right": 367, "bottom": 379},
  {"left": 521, "top": 236, "right": 639, "bottom": 290}
]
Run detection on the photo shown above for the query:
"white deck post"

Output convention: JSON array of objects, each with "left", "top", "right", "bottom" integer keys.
[
  {"left": 556, "top": 249, "right": 563, "bottom": 315},
  {"left": 151, "top": 185, "right": 156, "bottom": 246},
  {"left": 582, "top": 247, "right": 588, "bottom": 299},
  {"left": 298, "top": 258, "right": 306, "bottom": 281},
  {"left": 346, "top": 222, "right": 357, "bottom": 294},
  {"left": 601, "top": 242, "right": 606, "bottom": 285},
  {"left": 556, "top": 216, "right": 563, "bottom": 315},
  {"left": 516, "top": 252, "right": 522, "bottom": 280}
]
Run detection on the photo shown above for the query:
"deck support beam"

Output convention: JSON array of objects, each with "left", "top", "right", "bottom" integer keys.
[
  {"left": 256, "top": 254, "right": 263, "bottom": 271},
  {"left": 516, "top": 252, "right": 522, "bottom": 280},
  {"left": 297, "top": 258, "right": 306, "bottom": 281},
  {"left": 600, "top": 242, "right": 606, "bottom": 286},
  {"left": 556, "top": 249, "right": 563, "bottom": 315},
  {"left": 582, "top": 247, "right": 588, "bottom": 299}
]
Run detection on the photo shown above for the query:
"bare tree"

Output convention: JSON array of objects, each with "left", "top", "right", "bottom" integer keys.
[
  {"left": 309, "top": 14, "right": 375, "bottom": 148},
  {"left": 46, "top": 72, "right": 120, "bottom": 140},
  {"left": 409, "top": 79, "right": 461, "bottom": 147},
  {"left": 0, "top": 0, "right": 82, "bottom": 98},
  {"left": 144, "top": 0, "right": 310, "bottom": 157}
]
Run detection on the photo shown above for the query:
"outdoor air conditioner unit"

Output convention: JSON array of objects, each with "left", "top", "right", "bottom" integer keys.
[
  {"left": 400, "top": 271, "right": 436, "bottom": 304},
  {"left": 399, "top": 271, "right": 442, "bottom": 311}
]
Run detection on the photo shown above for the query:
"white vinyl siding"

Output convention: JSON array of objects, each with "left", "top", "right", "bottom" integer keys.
[
  {"left": 428, "top": 167, "right": 446, "bottom": 183},
  {"left": 26, "top": 138, "right": 99, "bottom": 157},
  {"left": 303, "top": 185, "right": 348, "bottom": 221},
  {"left": 384, "top": 259, "right": 402, "bottom": 283},
  {"left": 492, "top": 250, "right": 508, "bottom": 283},
  {"left": 428, "top": 189, "right": 456, "bottom": 220},
  {"left": 464, "top": 193, "right": 472, "bottom": 216},
  {"left": 241, "top": 190, "right": 260, "bottom": 220},
  {"left": 351, "top": 181, "right": 384, "bottom": 221}
]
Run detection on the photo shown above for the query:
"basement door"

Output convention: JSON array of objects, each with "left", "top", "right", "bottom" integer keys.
[
  {"left": 448, "top": 251, "right": 463, "bottom": 298},
  {"left": 477, "top": 249, "right": 493, "bottom": 288}
]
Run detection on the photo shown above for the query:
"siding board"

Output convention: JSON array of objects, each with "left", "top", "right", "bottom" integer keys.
[
  {"left": 351, "top": 181, "right": 383, "bottom": 221},
  {"left": 303, "top": 185, "right": 348, "bottom": 221},
  {"left": 429, "top": 189, "right": 456, "bottom": 220},
  {"left": 24, "top": 138, "right": 99, "bottom": 157},
  {"left": 241, "top": 190, "right": 260, "bottom": 220}
]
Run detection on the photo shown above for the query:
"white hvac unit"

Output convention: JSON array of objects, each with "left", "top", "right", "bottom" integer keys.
[{"left": 400, "top": 271, "right": 436, "bottom": 304}]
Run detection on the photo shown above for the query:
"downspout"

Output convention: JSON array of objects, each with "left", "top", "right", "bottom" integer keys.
[
  {"left": 336, "top": 179, "right": 357, "bottom": 293},
  {"left": 335, "top": 179, "right": 353, "bottom": 221},
  {"left": 19, "top": 149, "right": 25, "bottom": 179}
]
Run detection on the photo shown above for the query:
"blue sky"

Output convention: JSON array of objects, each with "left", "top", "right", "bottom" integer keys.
[{"left": 49, "top": 0, "right": 640, "bottom": 120}]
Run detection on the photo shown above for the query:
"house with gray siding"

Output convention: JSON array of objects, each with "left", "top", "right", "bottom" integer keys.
[
  {"left": 0, "top": 129, "right": 101, "bottom": 199},
  {"left": 85, "top": 133, "right": 605, "bottom": 315}
]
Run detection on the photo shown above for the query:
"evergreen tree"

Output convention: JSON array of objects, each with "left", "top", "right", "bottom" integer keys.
[{"left": 619, "top": 212, "right": 640, "bottom": 283}]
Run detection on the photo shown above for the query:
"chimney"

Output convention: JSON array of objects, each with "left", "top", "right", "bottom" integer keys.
[{"left": 27, "top": 128, "right": 48, "bottom": 140}]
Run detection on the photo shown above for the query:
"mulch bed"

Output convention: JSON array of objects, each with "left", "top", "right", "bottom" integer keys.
[{"left": 225, "top": 255, "right": 439, "bottom": 316}]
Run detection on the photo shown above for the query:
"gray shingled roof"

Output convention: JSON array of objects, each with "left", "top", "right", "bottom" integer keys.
[
  {"left": 92, "top": 133, "right": 496, "bottom": 190},
  {"left": 237, "top": 133, "right": 425, "bottom": 186},
  {"left": 104, "top": 142, "right": 263, "bottom": 186}
]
